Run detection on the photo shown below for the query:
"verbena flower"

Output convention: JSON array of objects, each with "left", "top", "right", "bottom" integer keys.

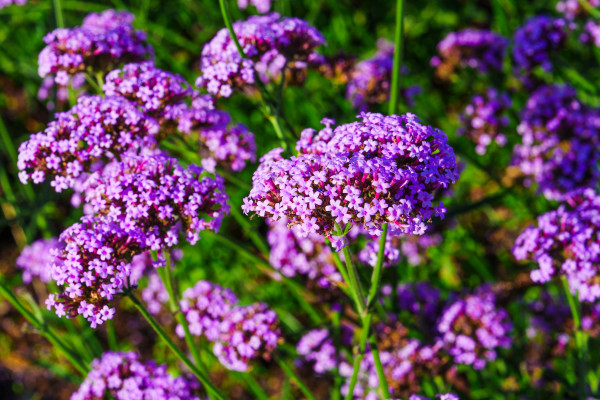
[
  {"left": 557, "top": 0, "right": 600, "bottom": 20},
  {"left": 357, "top": 231, "right": 401, "bottom": 268},
  {"left": 458, "top": 89, "right": 511, "bottom": 155},
  {"left": 16, "top": 238, "right": 63, "bottom": 283},
  {"left": 196, "top": 13, "right": 325, "bottom": 97},
  {"left": 243, "top": 113, "right": 458, "bottom": 243},
  {"left": 513, "top": 189, "right": 600, "bottom": 302},
  {"left": 17, "top": 95, "right": 159, "bottom": 192},
  {"left": 141, "top": 272, "right": 169, "bottom": 315},
  {"left": 512, "top": 84, "right": 600, "bottom": 200},
  {"left": 437, "top": 292, "right": 512, "bottom": 370},
  {"left": 408, "top": 395, "right": 460, "bottom": 400},
  {"left": 213, "top": 302, "right": 281, "bottom": 372},
  {"left": 38, "top": 10, "right": 153, "bottom": 83},
  {"left": 238, "top": 0, "right": 272, "bottom": 13},
  {"left": 346, "top": 39, "right": 420, "bottom": 111},
  {"left": 71, "top": 351, "right": 200, "bottom": 400},
  {"left": 267, "top": 218, "right": 342, "bottom": 288},
  {"left": 0, "top": 0, "right": 27, "bottom": 8},
  {"left": 196, "top": 123, "right": 257, "bottom": 173},
  {"left": 297, "top": 328, "right": 348, "bottom": 374},
  {"left": 431, "top": 29, "right": 507, "bottom": 78}
]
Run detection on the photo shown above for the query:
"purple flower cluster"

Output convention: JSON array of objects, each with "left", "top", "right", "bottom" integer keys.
[
  {"left": 346, "top": 39, "right": 420, "bottom": 111},
  {"left": 395, "top": 282, "right": 445, "bottom": 337},
  {"left": 16, "top": 238, "right": 63, "bottom": 283},
  {"left": 197, "top": 13, "right": 325, "bottom": 97},
  {"left": 17, "top": 95, "right": 158, "bottom": 192},
  {"left": 46, "top": 154, "right": 229, "bottom": 327},
  {"left": 141, "top": 272, "right": 169, "bottom": 315},
  {"left": 267, "top": 218, "right": 342, "bottom": 288},
  {"left": 38, "top": 73, "right": 86, "bottom": 110},
  {"left": 243, "top": 113, "right": 458, "bottom": 241},
  {"left": 513, "top": 16, "right": 569, "bottom": 74},
  {"left": 512, "top": 84, "right": 600, "bottom": 200},
  {"left": 176, "top": 280, "right": 281, "bottom": 371},
  {"left": 514, "top": 189, "right": 600, "bottom": 302},
  {"left": 238, "top": 0, "right": 272, "bottom": 13},
  {"left": 437, "top": 292, "right": 512, "bottom": 370},
  {"left": 431, "top": 29, "right": 507, "bottom": 78},
  {"left": 297, "top": 328, "right": 346, "bottom": 374},
  {"left": 0, "top": 0, "right": 26, "bottom": 8},
  {"left": 71, "top": 351, "right": 200, "bottom": 400},
  {"left": 400, "top": 230, "right": 442, "bottom": 266},
  {"left": 408, "top": 395, "right": 459, "bottom": 400},
  {"left": 557, "top": 0, "right": 600, "bottom": 20},
  {"left": 38, "top": 10, "right": 152, "bottom": 84},
  {"left": 197, "top": 123, "right": 257, "bottom": 173},
  {"left": 458, "top": 89, "right": 511, "bottom": 155},
  {"left": 357, "top": 232, "right": 401, "bottom": 268}
]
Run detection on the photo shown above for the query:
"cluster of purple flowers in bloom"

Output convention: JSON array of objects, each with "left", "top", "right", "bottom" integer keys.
[
  {"left": 176, "top": 280, "right": 281, "bottom": 371},
  {"left": 346, "top": 39, "right": 420, "bottom": 111},
  {"left": 0, "top": 0, "right": 26, "bottom": 8},
  {"left": 38, "top": 73, "right": 86, "bottom": 111},
  {"left": 297, "top": 327, "right": 351, "bottom": 374},
  {"left": 267, "top": 218, "right": 342, "bottom": 288},
  {"left": 458, "top": 89, "right": 511, "bottom": 155},
  {"left": 243, "top": 113, "right": 458, "bottom": 242},
  {"left": 431, "top": 29, "right": 507, "bottom": 78},
  {"left": 71, "top": 351, "right": 200, "bottom": 400},
  {"left": 38, "top": 10, "right": 152, "bottom": 84},
  {"left": 513, "top": 16, "right": 570, "bottom": 76},
  {"left": 141, "top": 272, "right": 169, "bottom": 315},
  {"left": 514, "top": 189, "right": 600, "bottom": 302},
  {"left": 400, "top": 230, "right": 442, "bottom": 266},
  {"left": 394, "top": 282, "right": 445, "bottom": 337},
  {"left": 238, "top": 0, "right": 272, "bottom": 13},
  {"left": 17, "top": 95, "right": 158, "bottom": 192},
  {"left": 437, "top": 292, "right": 512, "bottom": 370},
  {"left": 557, "top": 0, "right": 600, "bottom": 20},
  {"left": 16, "top": 238, "right": 63, "bottom": 283},
  {"left": 408, "top": 395, "right": 459, "bottom": 400},
  {"left": 46, "top": 154, "right": 229, "bottom": 327},
  {"left": 197, "top": 13, "right": 325, "bottom": 97},
  {"left": 512, "top": 84, "right": 600, "bottom": 200},
  {"left": 196, "top": 123, "right": 257, "bottom": 173},
  {"left": 357, "top": 232, "right": 401, "bottom": 268}
]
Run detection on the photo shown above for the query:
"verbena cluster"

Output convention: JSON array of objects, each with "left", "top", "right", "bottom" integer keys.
[
  {"left": 458, "top": 89, "right": 511, "bottom": 155},
  {"left": 71, "top": 351, "right": 200, "bottom": 400},
  {"left": 197, "top": 13, "right": 325, "bottom": 97},
  {"left": 196, "top": 122, "right": 257, "bottom": 172},
  {"left": 178, "top": 281, "right": 281, "bottom": 371},
  {"left": 0, "top": 0, "right": 27, "bottom": 8},
  {"left": 512, "top": 84, "right": 600, "bottom": 200},
  {"left": 243, "top": 113, "right": 458, "bottom": 241},
  {"left": 431, "top": 29, "right": 507, "bottom": 78},
  {"left": 38, "top": 10, "right": 152, "bottom": 84},
  {"left": 514, "top": 189, "right": 600, "bottom": 302},
  {"left": 238, "top": 0, "right": 271, "bottom": 13},
  {"left": 16, "top": 238, "right": 63, "bottom": 283},
  {"left": 17, "top": 95, "right": 159, "bottom": 192}
]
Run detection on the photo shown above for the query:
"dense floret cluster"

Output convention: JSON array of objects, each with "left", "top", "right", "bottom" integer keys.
[
  {"left": 71, "top": 351, "right": 200, "bottom": 400},
  {"left": 197, "top": 13, "right": 325, "bottom": 97},
  {"left": 238, "top": 0, "right": 272, "bottom": 13},
  {"left": 514, "top": 189, "right": 600, "bottom": 302},
  {"left": 512, "top": 84, "right": 600, "bottom": 200},
  {"left": 197, "top": 123, "right": 257, "bottom": 172},
  {"left": 16, "top": 238, "right": 63, "bottom": 283},
  {"left": 38, "top": 10, "right": 152, "bottom": 83},
  {"left": 513, "top": 16, "right": 569, "bottom": 75},
  {"left": 243, "top": 113, "right": 458, "bottom": 241},
  {"left": 458, "top": 89, "right": 511, "bottom": 155},
  {"left": 0, "top": 0, "right": 27, "bottom": 8},
  {"left": 17, "top": 95, "right": 159, "bottom": 192}
]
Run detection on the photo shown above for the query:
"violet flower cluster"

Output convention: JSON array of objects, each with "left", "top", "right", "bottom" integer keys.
[
  {"left": 196, "top": 122, "right": 257, "bottom": 173},
  {"left": 197, "top": 13, "right": 325, "bottom": 97},
  {"left": 17, "top": 95, "right": 159, "bottom": 192},
  {"left": 408, "top": 395, "right": 459, "bottom": 400},
  {"left": 431, "top": 29, "right": 507, "bottom": 78},
  {"left": 267, "top": 218, "right": 342, "bottom": 288},
  {"left": 16, "top": 238, "right": 63, "bottom": 284},
  {"left": 346, "top": 39, "right": 420, "bottom": 111},
  {"left": 46, "top": 154, "right": 229, "bottom": 327},
  {"left": 513, "top": 189, "right": 600, "bottom": 302},
  {"left": 437, "top": 292, "right": 512, "bottom": 370},
  {"left": 0, "top": 0, "right": 26, "bottom": 8},
  {"left": 71, "top": 351, "right": 200, "bottom": 400},
  {"left": 243, "top": 113, "right": 458, "bottom": 242},
  {"left": 238, "top": 0, "right": 272, "bottom": 13},
  {"left": 512, "top": 84, "right": 600, "bottom": 200},
  {"left": 458, "top": 89, "right": 511, "bottom": 155},
  {"left": 557, "top": 0, "right": 600, "bottom": 20},
  {"left": 177, "top": 281, "right": 281, "bottom": 372},
  {"left": 38, "top": 10, "right": 153, "bottom": 84}
]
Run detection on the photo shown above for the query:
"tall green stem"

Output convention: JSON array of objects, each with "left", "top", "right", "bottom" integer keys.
[
  {"left": 334, "top": 223, "right": 365, "bottom": 315},
  {"left": 53, "top": 0, "right": 64, "bottom": 28},
  {"left": 127, "top": 292, "right": 226, "bottom": 400},
  {"left": 562, "top": 277, "right": 589, "bottom": 399},
  {"left": 388, "top": 0, "right": 404, "bottom": 115},
  {"left": 278, "top": 358, "right": 318, "bottom": 400}
]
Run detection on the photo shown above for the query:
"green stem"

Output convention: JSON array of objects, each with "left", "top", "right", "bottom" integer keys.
[
  {"left": 278, "top": 358, "right": 317, "bottom": 400},
  {"left": 127, "top": 292, "right": 226, "bottom": 400},
  {"left": 53, "top": 0, "right": 64, "bottom": 28},
  {"left": 366, "top": 223, "right": 388, "bottom": 310},
  {"left": 562, "top": 277, "right": 589, "bottom": 399},
  {"left": 218, "top": 0, "right": 246, "bottom": 58},
  {"left": 577, "top": 0, "right": 600, "bottom": 19},
  {"left": 267, "top": 114, "right": 290, "bottom": 153},
  {"left": 106, "top": 320, "right": 118, "bottom": 351},
  {"left": 334, "top": 223, "right": 365, "bottom": 315},
  {"left": 84, "top": 72, "right": 103, "bottom": 95},
  {"left": 0, "top": 278, "right": 88, "bottom": 375},
  {"left": 388, "top": 0, "right": 404, "bottom": 115},
  {"left": 343, "top": 353, "right": 364, "bottom": 400}
]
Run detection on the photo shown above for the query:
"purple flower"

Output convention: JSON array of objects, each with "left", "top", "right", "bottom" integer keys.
[
  {"left": 514, "top": 189, "right": 600, "bottom": 302},
  {"left": 17, "top": 95, "right": 159, "bottom": 192},
  {"left": 557, "top": 0, "right": 600, "bottom": 20},
  {"left": 408, "top": 395, "right": 460, "bottom": 400},
  {"left": 197, "top": 123, "right": 257, "bottom": 173},
  {"left": 458, "top": 89, "right": 511, "bottom": 155},
  {"left": 512, "top": 84, "right": 600, "bottom": 200},
  {"left": 0, "top": 0, "right": 27, "bottom": 8},
  {"left": 431, "top": 29, "right": 507, "bottom": 78},
  {"left": 238, "top": 0, "right": 272, "bottom": 13},
  {"left": 346, "top": 39, "right": 420, "bottom": 111},
  {"left": 38, "top": 10, "right": 153, "bottom": 82},
  {"left": 196, "top": 13, "right": 325, "bottom": 97},
  {"left": 243, "top": 113, "right": 458, "bottom": 243},
  {"left": 16, "top": 238, "right": 63, "bottom": 283},
  {"left": 71, "top": 351, "right": 200, "bottom": 400}
]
